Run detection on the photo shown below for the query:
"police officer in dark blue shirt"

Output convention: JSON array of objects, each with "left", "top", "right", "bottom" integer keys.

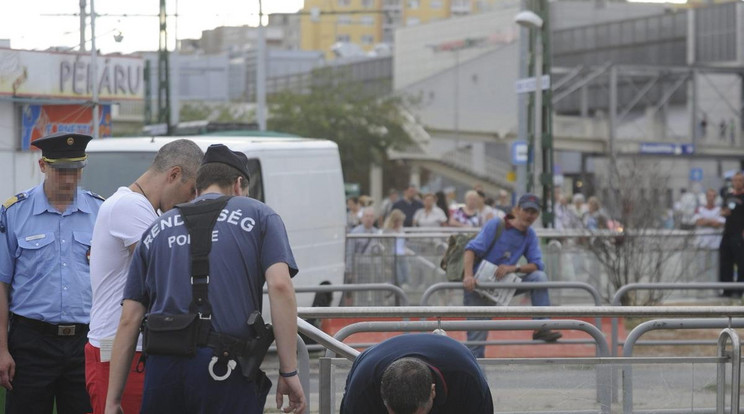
[
  {"left": 105, "top": 144, "right": 306, "bottom": 414},
  {"left": 0, "top": 132, "right": 103, "bottom": 414},
  {"left": 340, "top": 334, "right": 493, "bottom": 414}
]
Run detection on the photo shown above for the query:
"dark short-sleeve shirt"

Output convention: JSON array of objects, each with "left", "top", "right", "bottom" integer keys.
[
  {"left": 392, "top": 198, "right": 424, "bottom": 227},
  {"left": 340, "top": 334, "right": 493, "bottom": 414},
  {"left": 723, "top": 192, "right": 744, "bottom": 236},
  {"left": 124, "top": 193, "right": 298, "bottom": 339}
]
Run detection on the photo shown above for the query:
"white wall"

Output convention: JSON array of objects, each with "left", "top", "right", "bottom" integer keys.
[
  {"left": 401, "top": 44, "right": 519, "bottom": 137},
  {"left": 0, "top": 102, "right": 42, "bottom": 200},
  {"left": 394, "top": 5, "right": 520, "bottom": 90}
]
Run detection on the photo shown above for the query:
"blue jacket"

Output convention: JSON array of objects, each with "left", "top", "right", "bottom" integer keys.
[{"left": 465, "top": 216, "right": 544, "bottom": 273}]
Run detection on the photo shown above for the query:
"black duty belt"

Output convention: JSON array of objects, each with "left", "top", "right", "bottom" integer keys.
[{"left": 13, "top": 314, "right": 88, "bottom": 337}]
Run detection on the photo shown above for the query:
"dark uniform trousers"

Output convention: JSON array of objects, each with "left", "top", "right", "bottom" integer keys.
[
  {"left": 6, "top": 317, "right": 92, "bottom": 414},
  {"left": 719, "top": 233, "right": 744, "bottom": 296},
  {"left": 140, "top": 347, "right": 271, "bottom": 414}
]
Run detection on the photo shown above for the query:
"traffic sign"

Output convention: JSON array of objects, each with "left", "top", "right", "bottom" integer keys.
[
  {"left": 639, "top": 142, "right": 694, "bottom": 155},
  {"left": 515, "top": 75, "right": 551, "bottom": 94},
  {"left": 511, "top": 140, "right": 528, "bottom": 165},
  {"left": 690, "top": 168, "right": 703, "bottom": 182}
]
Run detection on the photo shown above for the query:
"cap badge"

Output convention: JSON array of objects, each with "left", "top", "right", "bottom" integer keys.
[{"left": 67, "top": 137, "right": 74, "bottom": 145}]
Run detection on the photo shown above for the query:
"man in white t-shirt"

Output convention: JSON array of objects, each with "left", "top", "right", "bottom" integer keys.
[
  {"left": 694, "top": 188, "right": 725, "bottom": 249},
  {"left": 693, "top": 188, "right": 725, "bottom": 286},
  {"left": 86, "top": 139, "right": 204, "bottom": 414}
]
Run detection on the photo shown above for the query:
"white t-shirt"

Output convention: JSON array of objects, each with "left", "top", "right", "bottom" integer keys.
[
  {"left": 88, "top": 187, "right": 157, "bottom": 349},
  {"left": 693, "top": 205, "right": 724, "bottom": 249},
  {"left": 413, "top": 207, "right": 447, "bottom": 227}
]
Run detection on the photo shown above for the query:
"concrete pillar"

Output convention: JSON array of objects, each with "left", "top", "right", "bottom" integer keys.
[
  {"left": 369, "top": 162, "right": 383, "bottom": 214},
  {"left": 471, "top": 141, "right": 486, "bottom": 177},
  {"left": 409, "top": 165, "right": 421, "bottom": 188}
]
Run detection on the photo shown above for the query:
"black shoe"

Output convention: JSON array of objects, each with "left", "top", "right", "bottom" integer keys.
[{"left": 533, "top": 329, "right": 562, "bottom": 343}]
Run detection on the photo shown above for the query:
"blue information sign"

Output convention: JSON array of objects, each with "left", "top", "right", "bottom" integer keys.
[
  {"left": 690, "top": 168, "right": 703, "bottom": 182},
  {"left": 511, "top": 140, "right": 528, "bottom": 166}
]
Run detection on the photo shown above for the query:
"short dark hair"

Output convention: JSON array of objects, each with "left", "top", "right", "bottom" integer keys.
[
  {"left": 380, "top": 357, "right": 433, "bottom": 414},
  {"left": 195, "top": 163, "right": 249, "bottom": 193},
  {"left": 151, "top": 139, "right": 204, "bottom": 181}
]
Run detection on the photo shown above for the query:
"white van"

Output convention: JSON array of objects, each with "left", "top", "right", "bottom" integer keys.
[{"left": 83, "top": 135, "right": 347, "bottom": 308}]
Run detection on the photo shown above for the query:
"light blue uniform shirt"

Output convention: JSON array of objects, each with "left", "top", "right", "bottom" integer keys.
[{"left": 0, "top": 183, "right": 103, "bottom": 324}]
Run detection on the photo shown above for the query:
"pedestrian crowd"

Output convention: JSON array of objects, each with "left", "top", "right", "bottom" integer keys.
[{"left": 346, "top": 184, "right": 513, "bottom": 233}]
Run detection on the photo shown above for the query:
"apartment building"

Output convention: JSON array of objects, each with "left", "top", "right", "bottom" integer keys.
[{"left": 300, "top": 0, "right": 503, "bottom": 59}]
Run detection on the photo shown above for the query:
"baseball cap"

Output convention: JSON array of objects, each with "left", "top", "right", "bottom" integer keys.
[
  {"left": 201, "top": 144, "right": 250, "bottom": 183},
  {"left": 518, "top": 193, "right": 541, "bottom": 211}
]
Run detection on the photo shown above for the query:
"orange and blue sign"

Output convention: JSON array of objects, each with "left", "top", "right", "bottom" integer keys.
[{"left": 21, "top": 104, "right": 111, "bottom": 150}]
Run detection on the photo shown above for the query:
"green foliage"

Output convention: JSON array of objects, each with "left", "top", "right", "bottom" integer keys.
[
  {"left": 180, "top": 102, "right": 254, "bottom": 123},
  {"left": 267, "top": 69, "right": 416, "bottom": 189},
  {"left": 179, "top": 103, "right": 212, "bottom": 122}
]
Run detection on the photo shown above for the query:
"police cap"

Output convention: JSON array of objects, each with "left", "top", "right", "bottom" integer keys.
[
  {"left": 31, "top": 132, "right": 93, "bottom": 169},
  {"left": 202, "top": 144, "right": 250, "bottom": 183}
]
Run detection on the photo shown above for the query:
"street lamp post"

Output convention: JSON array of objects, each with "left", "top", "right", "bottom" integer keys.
[
  {"left": 91, "top": 0, "right": 99, "bottom": 139},
  {"left": 514, "top": 10, "right": 544, "bottom": 199}
]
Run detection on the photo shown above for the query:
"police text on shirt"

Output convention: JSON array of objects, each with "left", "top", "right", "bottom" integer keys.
[{"left": 143, "top": 208, "right": 256, "bottom": 249}]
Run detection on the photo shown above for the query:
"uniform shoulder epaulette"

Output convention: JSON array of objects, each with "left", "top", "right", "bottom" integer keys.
[
  {"left": 86, "top": 191, "right": 106, "bottom": 202},
  {"left": 2, "top": 192, "right": 28, "bottom": 210}
]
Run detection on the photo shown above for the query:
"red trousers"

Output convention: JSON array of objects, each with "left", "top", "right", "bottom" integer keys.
[{"left": 85, "top": 341, "right": 145, "bottom": 414}]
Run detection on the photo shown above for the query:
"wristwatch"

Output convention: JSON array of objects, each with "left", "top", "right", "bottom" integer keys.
[{"left": 515, "top": 266, "right": 522, "bottom": 273}]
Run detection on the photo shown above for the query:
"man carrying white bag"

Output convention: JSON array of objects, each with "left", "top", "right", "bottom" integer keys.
[{"left": 462, "top": 194, "right": 562, "bottom": 359}]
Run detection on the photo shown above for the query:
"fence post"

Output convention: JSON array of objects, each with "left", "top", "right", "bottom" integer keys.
[
  {"left": 319, "top": 357, "right": 333, "bottom": 414},
  {"left": 296, "top": 335, "right": 311, "bottom": 414},
  {"left": 716, "top": 328, "right": 741, "bottom": 414}
]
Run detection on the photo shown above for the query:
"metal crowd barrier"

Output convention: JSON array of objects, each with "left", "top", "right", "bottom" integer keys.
[
  {"left": 420, "top": 281, "right": 604, "bottom": 330},
  {"left": 621, "top": 319, "right": 744, "bottom": 414},
  {"left": 345, "top": 231, "right": 723, "bottom": 306},
  {"left": 295, "top": 306, "right": 744, "bottom": 414},
  {"left": 610, "top": 282, "right": 744, "bottom": 356},
  {"left": 263, "top": 283, "right": 409, "bottom": 306},
  {"left": 324, "top": 319, "right": 612, "bottom": 414},
  {"left": 297, "top": 305, "right": 744, "bottom": 319}
]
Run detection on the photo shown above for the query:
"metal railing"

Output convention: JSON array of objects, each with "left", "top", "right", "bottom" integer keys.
[
  {"left": 295, "top": 306, "right": 744, "bottom": 414},
  {"left": 325, "top": 319, "right": 612, "bottom": 414},
  {"left": 610, "top": 283, "right": 744, "bottom": 356},
  {"left": 717, "top": 329, "right": 741, "bottom": 414},
  {"left": 296, "top": 305, "right": 744, "bottom": 319},
  {"left": 264, "top": 283, "right": 409, "bottom": 306},
  {"left": 621, "top": 318, "right": 744, "bottom": 414},
  {"left": 344, "top": 231, "right": 723, "bottom": 306}
]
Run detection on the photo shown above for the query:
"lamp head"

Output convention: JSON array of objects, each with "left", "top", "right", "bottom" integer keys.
[{"left": 514, "top": 11, "right": 543, "bottom": 29}]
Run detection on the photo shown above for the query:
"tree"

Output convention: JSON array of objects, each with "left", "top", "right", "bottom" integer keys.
[
  {"left": 267, "top": 69, "right": 416, "bottom": 192},
  {"left": 180, "top": 102, "right": 254, "bottom": 123},
  {"left": 584, "top": 158, "right": 693, "bottom": 305}
]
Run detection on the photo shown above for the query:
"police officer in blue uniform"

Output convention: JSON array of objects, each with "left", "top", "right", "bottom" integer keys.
[
  {"left": 0, "top": 132, "right": 103, "bottom": 414},
  {"left": 105, "top": 144, "right": 306, "bottom": 414},
  {"left": 340, "top": 334, "right": 494, "bottom": 414}
]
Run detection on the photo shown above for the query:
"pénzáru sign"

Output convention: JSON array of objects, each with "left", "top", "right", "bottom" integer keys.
[{"left": 0, "top": 49, "right": 144, "bottom": 101}]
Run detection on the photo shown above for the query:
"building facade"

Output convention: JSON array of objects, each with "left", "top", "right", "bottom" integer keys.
[
  {"left": 392, "top": 1, "right": 744, "bottom": 204},
  {"left": 300, "top": 0, "right": 505, "bottom": 59},
  {"left": 0, "top": 48, "right": 145, "bottom": 197}
]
